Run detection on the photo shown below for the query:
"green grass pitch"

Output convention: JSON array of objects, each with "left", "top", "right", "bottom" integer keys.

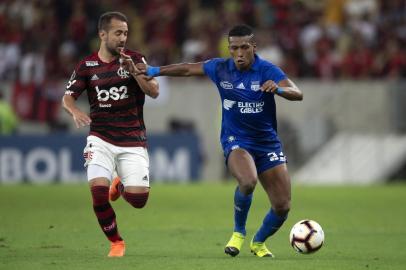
[{"left": 0, "top": 183, "right": 405, "bottom": 270}]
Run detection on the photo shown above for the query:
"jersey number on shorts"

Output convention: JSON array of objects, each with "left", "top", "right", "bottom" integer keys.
[{"left": 267, "top": 151, "right": 286, "bottom": 162}]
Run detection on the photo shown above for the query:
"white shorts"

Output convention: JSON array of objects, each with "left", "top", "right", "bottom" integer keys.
[{"left": 83, "top": 135, "right": 150, "bottom": 187}]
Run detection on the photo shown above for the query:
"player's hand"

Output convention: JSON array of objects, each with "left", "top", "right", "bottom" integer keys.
[
  {"left": 71, "top": 109, "right": 91, "bottom": 128},
  {"left": 135, "top": 63, "right": 148, "bottom": 74},
  {"left": 135, "top": 63, "right": 154, "bottom": 80},
  {"left": 119, "top": 50, "right": 140, "bottom": 75},
  {"left": 260, "top": 80, "right": 279, "bottom": 93}
]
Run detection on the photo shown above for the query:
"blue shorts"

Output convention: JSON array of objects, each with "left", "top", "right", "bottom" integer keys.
[{"left": 222, "top": 138, "right": 287, "bottom": 175}]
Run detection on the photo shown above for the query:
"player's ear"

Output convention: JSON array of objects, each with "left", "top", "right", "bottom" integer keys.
[{"left": 99, "top": 30, "right": 107, "bottom": 41}]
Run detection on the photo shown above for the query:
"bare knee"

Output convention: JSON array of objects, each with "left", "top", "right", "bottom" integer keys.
[
  {"left": 238, "top": 176, "right": 257, "bottom": 195},
  {"left": 123, "top": 192, "right": 149, "bottom": 208},
  {"left": 228, "top": 149, "right": 258, "bottom": 195},
  {"left": 272, "top": 199, "right": 291, "bottom": 216}
]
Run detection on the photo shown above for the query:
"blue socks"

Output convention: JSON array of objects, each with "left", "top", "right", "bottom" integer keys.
[
  {"left": 233, "top": 186, "right": 287, "bottom": 241},
  {"left": 233, "top": 187, "right": 252, "bottom": 235},
  {"left": 253, "top": 208, "right": 287, "bottom": 242}
]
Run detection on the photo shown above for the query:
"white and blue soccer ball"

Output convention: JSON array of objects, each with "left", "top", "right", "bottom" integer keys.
[{"left": 289, "top": 219, "right": 324, "bottom": 254}]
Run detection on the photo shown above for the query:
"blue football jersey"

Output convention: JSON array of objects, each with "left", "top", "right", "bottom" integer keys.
[{"left": 203, "top": 54, "right": 287, "bottom": 151}]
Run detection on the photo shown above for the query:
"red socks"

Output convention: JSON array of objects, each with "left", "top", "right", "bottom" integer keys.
[
  {"left": 90, "top": 186, "right": 122, "bottom": 242},
  {"left": 123, "top": 192, "right": 149, "bottom": 208}
]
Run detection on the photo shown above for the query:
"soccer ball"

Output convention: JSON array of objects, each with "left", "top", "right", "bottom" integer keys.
[{"left": 289, "top": 219, "right": 324, "bottom": 254}]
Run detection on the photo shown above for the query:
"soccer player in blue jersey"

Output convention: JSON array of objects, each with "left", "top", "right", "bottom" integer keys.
[{"left": 137, "top": 25, "right": 303, "bottom": 257}]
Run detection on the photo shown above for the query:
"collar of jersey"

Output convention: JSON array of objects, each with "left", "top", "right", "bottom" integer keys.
[{"left": 229, "top": 54, "right": 261, "bottom": 72}]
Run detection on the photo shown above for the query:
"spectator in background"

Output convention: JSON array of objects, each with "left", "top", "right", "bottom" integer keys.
[
  {"left": 341, "top": 33, "right": 374, "bottom": 78},
  {"left": 0, "top": 91, "right": 18, "bottom": 135},
  {"left": 0, "top": 6, "right": 22, "bottom": 80},
  {"left": 256, "top": 30, "right": 284, "bottom": 67},
  {"left": 314, "top": 30, "right": 339, "bottom": 79},
  {"left": 0, "top": 0, "right": 404, "bottom": 81},
  {"left": 182, "top": 24, "right": 210, "bottom": 62},
  {"left": 385, "top": 38, "right": 406, "bottom": 78}
]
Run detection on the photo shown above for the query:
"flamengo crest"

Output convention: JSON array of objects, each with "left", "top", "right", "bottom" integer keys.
[{"left": 117, "top": 66, "right": 130, "bottom": 79}]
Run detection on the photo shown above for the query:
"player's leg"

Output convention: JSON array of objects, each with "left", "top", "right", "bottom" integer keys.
[
  {"left": 116, "top": 147, "right": 150, "bottom": 209},
  {"left": 228, "top": 148, "right": 258, "bottom": 234},
  {"left": 251, "top": 163, "right": 291, "bottom": 257},
  {"left": 224, "top": 148, "right": 258, "bottom": 257},
  {"left": 84, "top": 136, "right": 125, "bottom": 257},
  {"left": 256, "top": 163, "right": 291, "bottom": 240},
  {"left": 110, "top": 180, "right": 150, "bottom": 207},
  {"left": 88, "top": 167, "right": 125, "bottom": 257},
  {"left": 122, "top": 186, "right": 150, "bottom": 207},
  {"left": 109, "top": 172, "right": 124, "bottom": 201},
  {"left": 109, "top": 175, "right": 149, "bottom": 207}
]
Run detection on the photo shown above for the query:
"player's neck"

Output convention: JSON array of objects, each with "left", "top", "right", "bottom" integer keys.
[{"left": 98, "top": 46, "right": 118, "bottom": 63}]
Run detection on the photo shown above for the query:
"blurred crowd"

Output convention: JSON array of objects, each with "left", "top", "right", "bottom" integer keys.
[
  {"left": 1, "top": 0, "right": 406, "bottom": 81},
  {"left": 0, "top": 0, "right": 405, "bottom": 128}
]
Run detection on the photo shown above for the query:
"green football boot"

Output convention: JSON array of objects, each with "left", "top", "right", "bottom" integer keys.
[
  {"left": 250, "top": 239, "right": 274, "bottom": 258},
  {"left": 224, "top": 232, "right": 245, "bottom": 257}
]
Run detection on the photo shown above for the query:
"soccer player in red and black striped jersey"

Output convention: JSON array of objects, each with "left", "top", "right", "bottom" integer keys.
[{"left": 62, "top": 11, "right": 159, "bottom": 257}]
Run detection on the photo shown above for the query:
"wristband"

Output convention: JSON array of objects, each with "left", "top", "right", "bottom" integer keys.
[
  {"left": 276, "top": 88, "right": 284, "bottom": 95},
  {"left": 146, "top": 66, "right": 160, "bottom": 77}
]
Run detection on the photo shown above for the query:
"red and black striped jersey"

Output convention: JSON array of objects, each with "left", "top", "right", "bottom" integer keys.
[{"left": 65, "top": 49, "right": 148, "bottom": 147}]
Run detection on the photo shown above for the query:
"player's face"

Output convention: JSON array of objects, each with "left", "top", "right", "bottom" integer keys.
[
  {"left": 228, "top": 36, "right": 256, "bottom": 71},
  {"left": 102, "top": 18, "right": 128, "bottom": 56}
]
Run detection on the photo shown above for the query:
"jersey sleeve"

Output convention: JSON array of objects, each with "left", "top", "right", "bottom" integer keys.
[
  {"left": 64, "top": 62, "right": 87, "bottom": 100},
  {"left": 203, "top": 58, "right": 222, "bottom": 82},
  {"left": 263, "top": 64, "right": 287, "bottom": 84},
  {"left": 130, "top": 52, "right": 145, "bottom": 64}
]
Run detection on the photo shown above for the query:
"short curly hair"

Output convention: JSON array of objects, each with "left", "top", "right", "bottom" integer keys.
[{"left": 228, "top": 25, "right": 253, "bottom": 38}]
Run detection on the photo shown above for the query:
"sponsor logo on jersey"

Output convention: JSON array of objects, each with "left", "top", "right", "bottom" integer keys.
[
  {"left": 95, "top": 85, "right": 129, "bottom": 102},
  {"left": 117, "top": 66, "right": 130, "bottom": 79},
  {"left": 70, "top": 71, "right": 76, "bottom": 81},
  {"left": 227, "top": 136, "right": 236, "bottom": 142},
  {"left": 238, "top": 101, "right": 264, "bottom": 114},
  {"left": 251, "top": 81, "right": 260, "bottom": 91},
  {"left": 223, "top": 99, "right": 236, "bottom": 110},
  {"left": 66, "top": 71, "right": 77, "bottom": 89},
  {"left": 142, "top": 175, "right": 148, "bottom": 181},
  {"left": 236, "top": 82, "right": 246, "bottom": 90},
  {"left": 223, "top": 99, "right": 265, "bottom": 114},
  {"left": 86, "top": 61, "right": 99, "bottom": 67},
  {"left": 91, "top": 74, "right": 99, "bottom": 81},
  {"left": 64, "top": 90, "right": 74, "bottom": 95},
  {"left": 220, "top": 81, "right": 233, "bottom": 90},
  {"left": 66, "top": 79, "right": 76, "bottom": 89}
]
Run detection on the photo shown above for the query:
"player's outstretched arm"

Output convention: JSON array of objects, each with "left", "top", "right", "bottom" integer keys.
[
  {"left": 136, "top": 62, "right": 205, "bottom": 77},
  {"left": 62, "top": 95, "right": 92, "bottom": 128},
  {"left": 261, "top": 78, "right": 303, "bottom": 101}
]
